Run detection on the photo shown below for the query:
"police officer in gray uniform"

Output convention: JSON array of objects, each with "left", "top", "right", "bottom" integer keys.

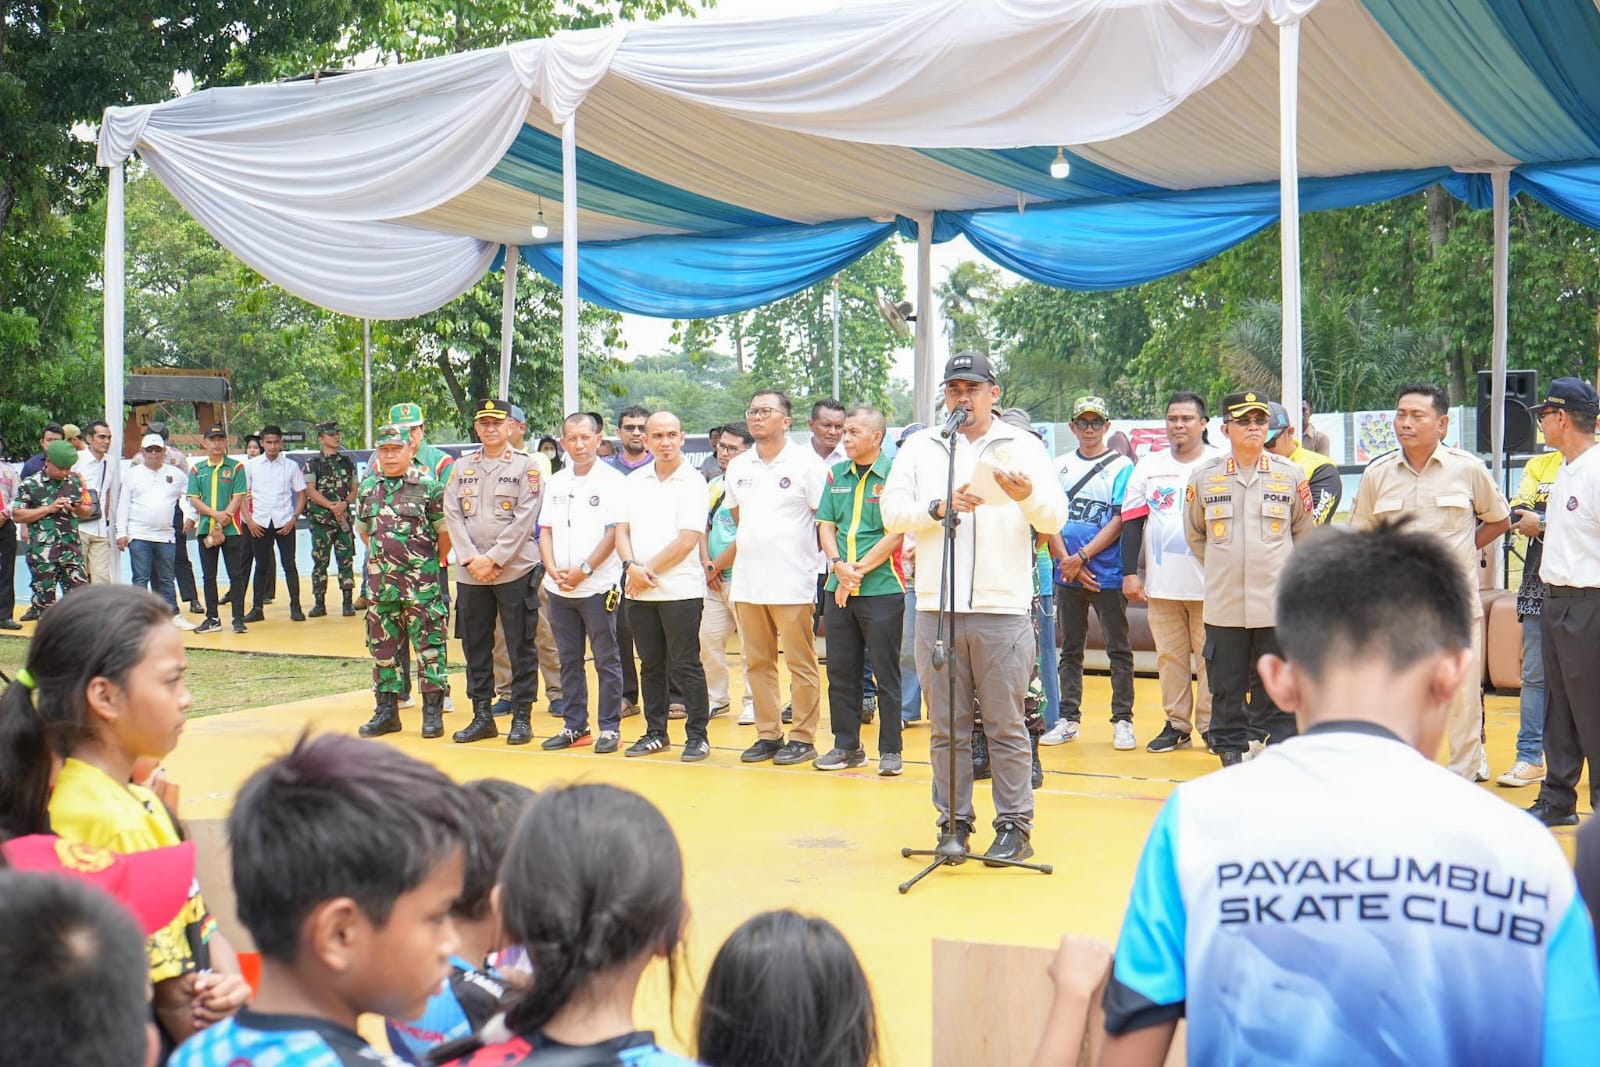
[{"left": 444, "top": 398, "right": 544, "bottom": 745}]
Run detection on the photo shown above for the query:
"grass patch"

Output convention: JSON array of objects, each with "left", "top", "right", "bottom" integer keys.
[{"left": 0, "top": 637, "right": 379, "bottom": 719}]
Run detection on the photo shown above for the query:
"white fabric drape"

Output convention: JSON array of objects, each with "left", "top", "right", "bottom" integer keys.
[
  {"left": 1490, "top": 170, "right": 1511, "bottom": 487},
  {"left": 103, "top": 162, "right": 126, "bottom": 580},
  {"left": 1278, "top": 18, "right": 1304, "bottom": 438},
  {"left": 574, "top": 0, "right": 1286, "bottom": 147}
]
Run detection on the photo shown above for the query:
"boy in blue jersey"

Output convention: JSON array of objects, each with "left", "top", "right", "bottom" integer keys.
[
  {"left": 1044, "top": 395, "right": 1136, "bottom": 749},
  {"left": 1081, "top": 521, "right": 1600, "bottom": 1067},
  {"left": 168, "top": 734, "right": 474, "bottom": 1067},
  {"left": 386, "top": 779, "right": 533, "bottom": 1064}
]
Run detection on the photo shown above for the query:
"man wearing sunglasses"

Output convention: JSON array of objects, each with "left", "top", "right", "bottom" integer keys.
[{"left": 1183, "top": 392, "right": 1314, "bottom": 768}]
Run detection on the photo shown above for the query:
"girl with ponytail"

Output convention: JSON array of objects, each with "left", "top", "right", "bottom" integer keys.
[
  {"left": 436, "top": 782, "right": 694, "bottom": 1066},
  {"left": 0, "top": 585, "right": 251, "bottom": 1050}
]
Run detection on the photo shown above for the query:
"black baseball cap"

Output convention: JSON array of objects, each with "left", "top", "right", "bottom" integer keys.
[
  {"left": 202, "top": 424, "right": 227, "bottom": 439},
  {"left": 1539, "top": 377, "right": 1599, "bottom": 416},
  {"left": 943, "top": 351, "right": 996, "bottom": 384}
]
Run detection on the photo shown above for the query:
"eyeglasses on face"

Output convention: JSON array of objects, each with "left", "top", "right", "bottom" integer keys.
[
  {"left": 716, "top": 442, "right": 746, "bottom": 453},
  {"left": 745, "top": 407, "right": 782, "bottom": 419},
  {"left": 620, "top": 423, "right": 647, "bottom": 433},
  {"left": 1231, "top": 414, "right": 1270, "bottom": 427},
  {"left": 1072, "top": 418, "right": 1107, "bottom": 431}
]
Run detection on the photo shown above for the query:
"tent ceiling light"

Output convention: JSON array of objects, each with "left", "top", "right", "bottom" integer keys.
[
  {"left": 1050, "top": 146, "right": 1071, "bottom": 180},
  {"left": 531, "top": 196, "right": 549, "bottom": 240}
]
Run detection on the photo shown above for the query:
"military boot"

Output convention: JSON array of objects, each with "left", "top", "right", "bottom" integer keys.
[
  {"left": 341, "top": 589, "right": 356, "bottom": 617},
  {"left": 308, "top": 585, "right": 327, "bottom": 618},
  {"left": 507, "top": 704, "right": 534, "bottom": 746},
  {"left": 359, "top": 693, "right": 401, "bottom": 738},
  {"left": 452, "top": 698, "right": 499, "bottom": 744},
  {"left": 420, "top": 692, "right": 446, "bottom": 739}
]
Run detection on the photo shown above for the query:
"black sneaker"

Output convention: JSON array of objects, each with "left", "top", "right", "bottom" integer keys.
[
  {"left": 681, "top": 739, "right": 711, "bottom": 763},
  {"left": 594, "top": 730, "right": 620, "bottom": 754},
  {"left": 774, "top": 740, "right": 817, "bottom": 766},
  {"left": 193, "top": 617, "right": 222, "bottom": 634},
  {"left": 0, "top": 619, "right": 19, "bottom": 631},
  {"left": 1527, "top": 798, "right": 1579, "bottom": 827},
  {"left": 983, "top": 821, "right": 1033, "bottom": 866},
  {"left": 814, "top": 747, "right": 866, "bottom": 771},
  {"left": 626, "top": 733, "right": 670, "bottom": 758},
  {"left": 490, "top": 699, "right": 513, "bottom": 718},
  {"left": 289, "top": 605, "right": 306, "bottom": 622},
  {"left": 709, "top": 704, "right": 730, "bottom": 719},
  {"left": 1146, "top": 725, "right": 1192, "bottom": 753},
  {"left": 859, "top": 696, "right": 877, "bottom": 724},
  {"left": 242, "top": 607, "right": 265, "bottom": 623},
  {"left": 741, "top": 738, "right": 784, "bottom": 763},
  {"left": 878, "top": 752, "right": 904, "bottom": 776},
  {"left": 231, "top": 619, "right": 248, "bottom": 634},
  {"left": 541, "top": 728, "right": 591, "bottom": 751},
  {"left": 972, "top": 730, "right": 991, "bottom": 781},
  {"left": 781, "top": 702, "right": 793, "bottom": 724}
]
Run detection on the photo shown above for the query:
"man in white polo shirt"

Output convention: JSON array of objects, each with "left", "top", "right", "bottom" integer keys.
[
  {"left": 243, "top": 424, "right": 307, "bottom": 622},
  {"left": 116, "top": 432, "right": 195, "bottom": 625},
  {"left": 539, "top": 413, "right": 629, "bottom": 754},
  {"left": 1526, "top": 377, "right": 1600, "bottom": 828},
  {"left": 726, "top": 389, "right": 829, "bottom": 767},
  {"left": 616, "top": 411, "right": 712, "bottom": 762}
]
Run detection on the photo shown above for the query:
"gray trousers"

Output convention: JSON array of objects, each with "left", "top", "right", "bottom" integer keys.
[{"left": 915, "top": 610, "right": 1036, "bottom": 834}]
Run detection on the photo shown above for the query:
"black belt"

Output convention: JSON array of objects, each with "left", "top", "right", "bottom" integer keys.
[{"left": 1545, "top": 585, "right": 1600, "bottom": 599}]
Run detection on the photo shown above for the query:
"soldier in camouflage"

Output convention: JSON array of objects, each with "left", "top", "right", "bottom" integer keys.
[
  {"left": 303, "top": 420, "right": 359, "bottom": 618},
  {"left": 12, "top": 439, "right": 92, "bottom": 616},
  {"left": 355, "top": 424, "right": 453, "bottom": 740}
]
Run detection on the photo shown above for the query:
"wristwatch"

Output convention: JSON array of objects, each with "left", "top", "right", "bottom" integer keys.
[
  {"left": 579, "top": 561, "right": 594, "bottom": 576},
  {"left": 927, "top": 499, "right": 943, "bottom": 520},
  {"left": 830, "top": 556, "right": 843, "bottom": 566}
]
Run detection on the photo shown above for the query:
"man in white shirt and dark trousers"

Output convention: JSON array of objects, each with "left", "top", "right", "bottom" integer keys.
[
  {"left": 616, "top": 412, "right": 712, "bottom": 762},
  {"left": 884, "top": 352, "right": 1069, "bottom": 864},
  {"left": 72, "top": 420, "right": 116, "bottom": 584},
  {"left": 1120, "top": 392, "right": 1218, "bottom": 752},
  {"left": 540, "top": 413, "right": 630, "bottom": 754},
  {"left": 1526, "top": 378, "right": 1600, "bottom": 827},
  {"left": 243, "top": 425, "right": 307, "bottom": 622},
  {"left": 117, "top": 432, "right": 195, "bottom": 624},
  {"left": 726, "top": 390, "right": 830, "bottom": 767}
]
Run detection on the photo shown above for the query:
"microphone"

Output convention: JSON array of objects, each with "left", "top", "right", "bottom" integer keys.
[{"left": 938, "top": 407, "right": 969, "bottom": 439}]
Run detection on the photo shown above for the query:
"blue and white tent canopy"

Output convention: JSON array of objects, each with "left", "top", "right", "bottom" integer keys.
[{"left": 96, "top": 0, "right": 1600, "bottom": 321}]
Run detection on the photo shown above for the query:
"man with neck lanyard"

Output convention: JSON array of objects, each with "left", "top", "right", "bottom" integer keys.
[
  {"left": 1183, "top": 392, "right": 1314, "bottom": 768},
  {"left": 71, "top": 420, "right": 116, "bottom": 584},
  {"left": 1121, "top": 392, "right": 1219, "bottom": 754},
  {"left": 883, "top": 351, "right": 1068, "bottom": 864},
  {"left": 1349, "top": 383, "right": 1510, "bottom": 781},
  {"left": 1523, "top": 378, "right": 1600, "bottom": 828}
]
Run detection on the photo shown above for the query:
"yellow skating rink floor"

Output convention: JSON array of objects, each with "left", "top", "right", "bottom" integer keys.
[{"left": 52, "top": 587, "right": 1584, "bottom": 1066}]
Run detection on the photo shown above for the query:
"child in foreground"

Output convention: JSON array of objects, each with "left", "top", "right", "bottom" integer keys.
[
  {"left": 167, "top": 732, "right": 473, "bottom": 1066},
  {"left": 386, "top": 778, "right": 535, "bottom": 1064},
  {"left": 1080, "top": 521, "right": 1600, "bottom": 1066},
  {"left": 435, "top": 782, "right": 696, "bottom": 1065}
]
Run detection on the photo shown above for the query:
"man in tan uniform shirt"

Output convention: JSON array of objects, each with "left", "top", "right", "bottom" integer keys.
[
  {"left": 1184, "top": 391, "right": 1314, "bottom": 767},
  {"left": 1349, "top": 383, "right": 1510, "bottom": 781}
]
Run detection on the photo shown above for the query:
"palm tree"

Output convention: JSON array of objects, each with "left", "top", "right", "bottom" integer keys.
[
  {"left": 1222, "top": 294, "right": 1436, "bottom": 412},
  {"left": 936, "top": 261, "right": 1003, "bottom": 355}
]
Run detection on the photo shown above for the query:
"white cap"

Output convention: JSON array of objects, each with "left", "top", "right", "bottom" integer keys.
[{"left": 140, "top": 433, "right": 166, "bottom": 450}]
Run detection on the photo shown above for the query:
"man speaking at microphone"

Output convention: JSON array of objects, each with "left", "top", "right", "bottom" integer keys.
[{"left": 884, "top": 352, "right": 1068, "bottom": 864}]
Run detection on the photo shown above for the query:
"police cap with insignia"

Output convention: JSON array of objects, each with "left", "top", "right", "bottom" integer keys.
[
  {"left": 474, "top": 398, "right": 511, "bottom": 421},
  {"left": 1222, "top": 391, "right": 1271, "bottom": 420},
  {"left": 374, "top": 423, "right": 408, "bottom": 447},
  {"left": 389, "top": 402, "right": 425, "bottom": 427}
]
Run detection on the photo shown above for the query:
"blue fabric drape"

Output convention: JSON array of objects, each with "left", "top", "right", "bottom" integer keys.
[
  {"left": 945, "top": 169, "right": 1452, "bottom": 291},
  {"left": 1514, "top": 160, "right": 1600, "bottom": 230},
  {"left": 522, "top": 218, "right": 893, "bottom": 317}
]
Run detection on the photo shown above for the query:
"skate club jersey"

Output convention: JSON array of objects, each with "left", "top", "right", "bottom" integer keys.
[
  {"left": 167, "top": 1009, "right": 411, "bottom": 1067},
  {"left": 442, "top": 1028, "right": 698, "bottom": 1067},
  {"left": 386, "top": 957, "right": 508, "bottom": 1064},
  {"left": 1053, "top": 449, "right": 1133, "bottom": 589},
  {"left": 1105, "top": 723, "right": 1600, "bottom": 1066}
]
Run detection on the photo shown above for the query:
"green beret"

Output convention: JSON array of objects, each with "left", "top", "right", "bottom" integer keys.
[{"left": 46, "top": 440, "right": 79, "bottom": 468}]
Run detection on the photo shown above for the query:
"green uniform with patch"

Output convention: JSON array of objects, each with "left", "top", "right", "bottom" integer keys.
[
  {"left": 817, "top": 454, "right": 906, "bottom": 595},
  {"left": 357, "top": 467, "right": 449, "bottom": 695},
  {"left": 305, "top": 450, "right": 358, "bottom": 596},
  {"left": 17, "top": 471, "right": 89, "bottom": 607}
]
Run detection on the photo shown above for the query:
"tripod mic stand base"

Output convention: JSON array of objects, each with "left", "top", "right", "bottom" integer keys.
[{"left": 896, "top": 843, "right": 1053, "bottom": 894}]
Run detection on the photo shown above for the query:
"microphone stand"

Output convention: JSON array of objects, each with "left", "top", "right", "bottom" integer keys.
[{"left": 898, "top": 420, "right": 1053, "bottom": 893}]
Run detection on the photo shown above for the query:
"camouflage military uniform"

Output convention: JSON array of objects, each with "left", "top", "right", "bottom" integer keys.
[
  {"left": 357, "top": 468, "right": 449, "bottom": 695},
  {"left": 304, "top": 451, "right": 358, "bottom": 599},
  {"left": 16, "top": 471, "right": 89, "bottom": 608}
]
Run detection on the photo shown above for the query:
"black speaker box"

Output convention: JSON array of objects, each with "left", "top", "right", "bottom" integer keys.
[{"left": 1476, "top": 369, "right": 1538, "bottom": 453}]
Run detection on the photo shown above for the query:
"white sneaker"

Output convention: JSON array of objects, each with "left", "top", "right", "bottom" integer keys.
[
  {"left": 398, "top": 695, "right": 416, "bottom": 708},
  {"left": 171, "top": 615, "right": 197, "bottom": 631},
  {"left": 443, "top": 695, "right": 454, "bottom": 711},
  {"left": 1243, "top": 739, "right": 1265, "bottom": 762},
  {"left": 1475, "top": 751, "right": 1491, "bottom": 783},
  {"left": 1040, "top": 720, "right": 1078, "bottom": 746},
  {"left": 737, "top": 706, "right": 755, "bottom": 725},
  {"left": 1112, "top": 721, "right": 1136, "bottom": 751},
  {"left": 1496, "top": 760, "right": 1546, "bottom": 788}
]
